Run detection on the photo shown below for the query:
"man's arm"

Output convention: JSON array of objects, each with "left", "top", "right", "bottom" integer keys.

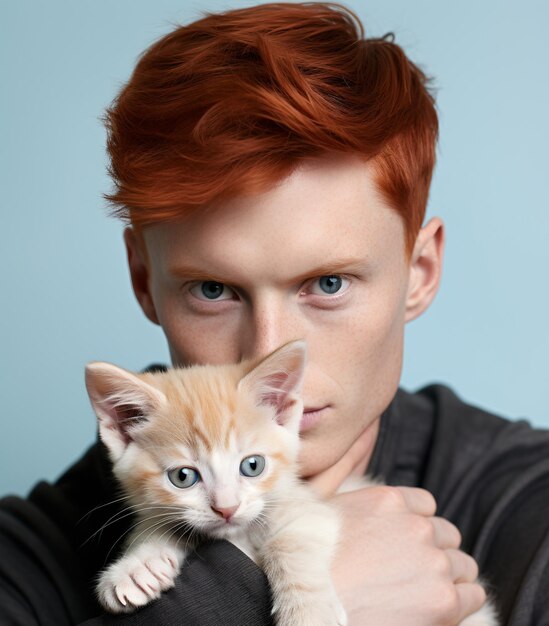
[
  {"left": 79, "top": 542, "right": 273, "bottom": 625},
  {"left": 0, "top": 497, "right": 273, "bottom": 625}
]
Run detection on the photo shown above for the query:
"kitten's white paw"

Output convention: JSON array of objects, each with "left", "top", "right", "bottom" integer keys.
[{"left": 97, "top": 541, "right": 184, "bottom": 613}]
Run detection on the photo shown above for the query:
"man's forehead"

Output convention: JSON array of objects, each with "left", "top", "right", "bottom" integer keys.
[
  {"left": 144, "top": 221, "right": 398, "bottom": 289},
  {"left": 142, "top": 155, "right": 405, "bottom": 277}
]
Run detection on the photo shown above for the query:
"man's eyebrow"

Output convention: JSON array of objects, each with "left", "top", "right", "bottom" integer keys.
[
  {"left": 168, "top": 265, "right": 227, "bottom": 282},
  {"left": 290, "top": 257, "right": 372, "bottom": 283},
  {"left": 168, "top": 257, "right": 371, "bottom": 284}
]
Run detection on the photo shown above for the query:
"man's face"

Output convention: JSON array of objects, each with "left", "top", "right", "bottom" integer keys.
[{"left": 128, "top": 154, "right": 443, "bottom": 477}]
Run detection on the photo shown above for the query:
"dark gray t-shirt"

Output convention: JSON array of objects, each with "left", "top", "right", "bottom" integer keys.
[{"left": 1, "top": 382, "right": 548, "bottom": 625}]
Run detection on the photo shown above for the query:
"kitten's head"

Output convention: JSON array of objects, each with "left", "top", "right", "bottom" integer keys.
[{"left": 85, "top": 340, "right": 306, "bottom": 539}]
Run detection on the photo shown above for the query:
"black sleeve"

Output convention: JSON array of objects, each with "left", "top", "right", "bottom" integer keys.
[
  {"left": 0, "top": 498, "right": 93, "bottom": 625},
  {"left": 0, "top": 496, "right": 273, "bottom": 626},
  {"left": 470, "top": 461, "right": 549, "bottom": 626},
  {"left": 79, "top": 542, "right": 273, "bottom": 626}
]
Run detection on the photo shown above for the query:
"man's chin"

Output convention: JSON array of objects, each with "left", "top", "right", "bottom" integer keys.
[{"left": 297, "top": 418, "right": 380, "bottom": 482}]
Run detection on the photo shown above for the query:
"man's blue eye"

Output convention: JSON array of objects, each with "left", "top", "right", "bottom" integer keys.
[
  {"left": 318, "top": 275, "right": 343, "bottom": 294},
  {"left": 306, "top": 275, "right": 350, "bottom": 298},
  {"left": 201, "top": 281, "right": 225, "bottom": 299},
  {"left": 189, "top": 281, "right": 234, "bottom": 301}
]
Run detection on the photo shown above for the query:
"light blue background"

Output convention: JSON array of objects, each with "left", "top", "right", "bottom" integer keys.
[{"left": 1, "top": 1, "right": 548, "bottom": 497}]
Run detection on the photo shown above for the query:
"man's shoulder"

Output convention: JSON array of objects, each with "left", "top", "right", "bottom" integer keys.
[
  {"left": 399, "top": 381, "right": 548, "bottom": 443},
  {"left": 373, "top": 382, "right": 549, "bottom": 489},
  {"left": 392, "top": 382, "right": 549, "bottom": 516},
  {"left": 0, "top": 440, "right": 118, "bottom": 586},
  {"left": 394, "top": 382, "right": 549, "bottom": 483},
  {"left": 0, "top": 449, "right": 105, "bottom": 623}
]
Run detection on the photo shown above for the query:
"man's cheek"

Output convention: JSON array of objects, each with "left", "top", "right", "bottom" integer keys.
[{"left": 167, "top": 323, "right": 241, "bottom": 366}]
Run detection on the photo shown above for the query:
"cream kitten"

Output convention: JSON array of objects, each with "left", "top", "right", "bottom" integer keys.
[
  {"left": 86, "top": 340, "right": 346, "bottom": 625},
  {"left": 85, "top": 340, "right": 498, "bottom": 626}
]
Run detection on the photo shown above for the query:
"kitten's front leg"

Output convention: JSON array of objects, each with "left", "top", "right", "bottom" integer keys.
[
  {"left": 97, "top": 524, "right": 187, "bottom": 614},
  {"left": 261, "top": 495, "right": 346, "bottom": 626}
]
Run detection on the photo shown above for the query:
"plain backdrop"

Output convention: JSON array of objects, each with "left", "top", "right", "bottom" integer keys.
[{"left": 1, "top": 0, "right": 548, "bottom": 497}]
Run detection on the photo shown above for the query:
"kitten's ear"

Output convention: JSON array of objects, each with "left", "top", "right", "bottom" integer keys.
[
  {"left": 238, "top": 340, "right": 306, "bottom": 430},
  {"left": 85, "top": 362, "right": 166, "bottom": 462}
]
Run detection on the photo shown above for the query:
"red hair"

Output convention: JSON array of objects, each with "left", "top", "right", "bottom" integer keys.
[{"left": 103, "top": 2, "right": 438, "bottom": 260}]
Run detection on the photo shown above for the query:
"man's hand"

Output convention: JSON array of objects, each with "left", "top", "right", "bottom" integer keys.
[
  {"left": 329, "top": 486, "right": 485, "bottom": 625},
  {"left": 306, "top": 429, "right": 487, "bottom": 626}
]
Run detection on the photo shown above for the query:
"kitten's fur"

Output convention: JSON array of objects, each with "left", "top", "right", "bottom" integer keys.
[{"left": 85, "top": 341, "right": 498, "bottom": 626}]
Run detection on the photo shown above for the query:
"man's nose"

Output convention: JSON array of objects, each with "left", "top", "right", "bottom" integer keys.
[{"left": 239, "top": 296, "right": 301, "bottom": 361}]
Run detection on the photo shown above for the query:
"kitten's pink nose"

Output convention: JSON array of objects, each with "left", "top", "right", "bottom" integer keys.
[{"left": 211, "top": 504, "right": 239, "bottom": 520}]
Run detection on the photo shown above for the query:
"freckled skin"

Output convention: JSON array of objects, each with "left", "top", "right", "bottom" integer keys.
[{"left": 126, "top": 153, "right": 445, "bottom": 479}]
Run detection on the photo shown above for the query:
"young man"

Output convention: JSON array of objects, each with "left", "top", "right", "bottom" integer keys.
[{"left": 1, "top": 3, "right": 548, "bottom": 625}]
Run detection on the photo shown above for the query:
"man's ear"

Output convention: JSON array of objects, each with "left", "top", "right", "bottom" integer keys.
[
  {"left": 124, "top": 226, "right": 160, "bottom": 325},
  {"left": 405, "top": 217, "right": 445, "bottom": 323}
]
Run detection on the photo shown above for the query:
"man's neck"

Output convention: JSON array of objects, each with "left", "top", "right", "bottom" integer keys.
[{"left": 349, "top": 417, "right": 381, "bottom": 478}]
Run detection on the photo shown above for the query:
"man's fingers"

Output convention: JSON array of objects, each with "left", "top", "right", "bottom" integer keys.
[
  {"left": 431, "top": 517, "right": 462, "bottom": 549},
  {"left": 307, "top": 426, "right": 376, "bottom": 497},
  {"left": 395, "top": 486, "right": 437, "bottom": 517},
  {"left": 446, "top": 549, "right": 480, "bottom": 584},
  {"left": 455, "top": 582, "right": 487, "bottom": 622}
]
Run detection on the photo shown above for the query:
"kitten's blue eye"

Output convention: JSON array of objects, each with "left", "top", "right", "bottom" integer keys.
[
  {"left": 240, "top": 455, "right": 265, "bottom": 477},
  {"left": 167, "top": 467, "right": 200, "bottom": 489}
]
